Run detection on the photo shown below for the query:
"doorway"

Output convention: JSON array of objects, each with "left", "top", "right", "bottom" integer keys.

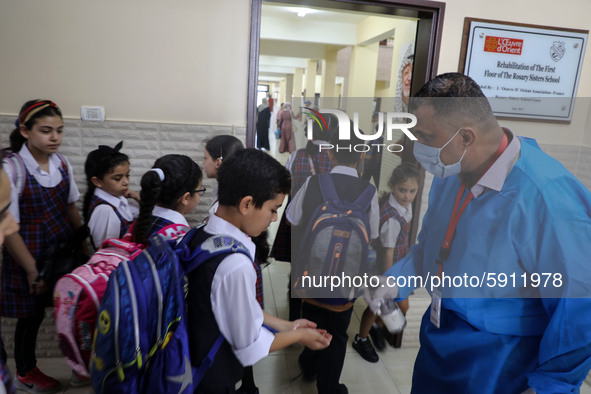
[{"left": 247, "top": 0, "right": 445, "bottom": 243}]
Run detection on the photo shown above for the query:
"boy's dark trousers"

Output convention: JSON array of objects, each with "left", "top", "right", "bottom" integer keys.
[{"left": 299, "top": 301, "right": 353, "bottom": 394}]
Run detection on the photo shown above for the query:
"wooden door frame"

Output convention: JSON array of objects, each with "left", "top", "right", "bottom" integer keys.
[{"left": 247, "top": 0, "right": 446, "bottom": 244}]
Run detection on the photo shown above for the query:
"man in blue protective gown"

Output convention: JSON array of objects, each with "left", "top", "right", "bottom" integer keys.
[{"left": 382, "top": 73, "right": 591, "bottom": 393}]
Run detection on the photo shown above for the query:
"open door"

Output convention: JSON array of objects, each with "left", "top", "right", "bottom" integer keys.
[{"left": 247, "top": 0, "right": 445, "bottom": 244}]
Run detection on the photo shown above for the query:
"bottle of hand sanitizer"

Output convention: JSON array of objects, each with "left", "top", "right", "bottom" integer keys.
[{"left": 380, "top": 299, "right": 406, "bottom": 334}]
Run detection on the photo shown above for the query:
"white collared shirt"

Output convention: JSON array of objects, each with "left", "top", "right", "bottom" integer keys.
[
  {"left": 208, "top": 185, "right": 219, "bottom": 215},
  {"left": 380, "top": 194, "right": 413, "bottom": 248},
  {"left": 4, "top": 144, "right": 80, "bottom": 222},
  {"left": 152, "top": 206, "right": 190, "bottom": 227},
  {"left": 203, "top": 213, "right": 275, "bottom": 366},
  {"left": 470, "top": 128, "right": 521, "bottom": 198},
  {"left": 88, "top": 188, "right": 139, "bottom": 247}
]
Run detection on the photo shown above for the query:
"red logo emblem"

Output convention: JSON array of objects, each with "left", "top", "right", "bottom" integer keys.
[{"left": 484, "top": 36, "right": 523, "bottom": 55}]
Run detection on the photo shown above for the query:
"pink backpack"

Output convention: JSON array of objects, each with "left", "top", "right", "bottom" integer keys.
[{"left": 53, "top": 238, "right": 144, "bottom": 377}]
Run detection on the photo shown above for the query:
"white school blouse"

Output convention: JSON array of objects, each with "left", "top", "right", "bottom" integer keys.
[
  {"left": 88, "top": 188, "right": 139, "bottom": 247},
  {"left": 4, "top": 144, "right": 80, "bottom": 223}
]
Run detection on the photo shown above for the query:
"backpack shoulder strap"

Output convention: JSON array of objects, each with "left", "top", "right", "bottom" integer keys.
[
  {"left": 156, "top": 223, "right": 191, "bottom": 241},
  {"left": 3, "top": 152, "right": 25, "bottom": 197},
  {"left": 101, "top": 237, "right": 143, "bottom": 253},
  {"left": 307, "top": 154, "right": 317, "bottom": 176},
  {"left": 353, "top": 182, "right": 376, "bottom": 211},
  {"left": 55, "top": 152, "right": 68, "bottom": 168},
  {"left": 175, "top": 226, "right": 252, "bottom": 274},
  {"left": 317, "top": 173, "right": 338, "bottom": 202},
  {"left": 173, "top": 227, "right": 251, "bottom": 386},
  {"left": 194, "top": 334, "right": 224, "bottom": 386}
]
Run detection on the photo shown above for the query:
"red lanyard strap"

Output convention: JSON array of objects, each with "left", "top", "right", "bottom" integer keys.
[
  {"left": 438, "top": 185, "right": 473, "bottom": 262},
  {"left": 436, "top": 132, "right": 509, "bottom": 276}
]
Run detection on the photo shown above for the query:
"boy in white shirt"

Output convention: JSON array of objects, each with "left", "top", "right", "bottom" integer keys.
[{"left": 186, "top": 148, "right": 332, "bottom": 393}]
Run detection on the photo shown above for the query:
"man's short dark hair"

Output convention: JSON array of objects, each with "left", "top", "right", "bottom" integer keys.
[
  {"left": 218, "top": 148, "right": 291, "bottom": 208},
  {"left": 409, "top": 72, "right": 496, "bottom": 126}
]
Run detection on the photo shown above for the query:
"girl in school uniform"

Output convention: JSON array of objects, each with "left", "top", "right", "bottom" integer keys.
[
  {"left": 353, "top": 163, "right": 419, "bottom": 363},
  {"left": 130, "top": 154, "right": 203, "bottom": 245},
  {"left": 83, "top": 141, "right": 140, "bottom": 249},
  {"left": 202, "top": 134, "right": 245, "bottom": 212},
  {"left": 2, "top": 100, "right": 84, "bottom": 393}
]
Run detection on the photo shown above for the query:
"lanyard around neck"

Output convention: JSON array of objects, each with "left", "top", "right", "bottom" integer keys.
[{"left": 436, "top": 132, "right": 509, "bottom": 277}]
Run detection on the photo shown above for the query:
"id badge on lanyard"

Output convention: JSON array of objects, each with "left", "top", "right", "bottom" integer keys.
[
  {"left": 430, "top": 288, "right": 442, "bottom": 328},
  {"left": 430, "top": 133, "right": 509, "bottom": 329},
  {"left": 430, "top": 183, "right": 471, "bottom": 330}
]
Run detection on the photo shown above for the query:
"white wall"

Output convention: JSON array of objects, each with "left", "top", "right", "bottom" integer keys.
[
  {"left": 435, "top": 0, "right": 591, "bottom": 147},
  {"left": 0, "top": 0, "right": 251, "bottom": 125}
]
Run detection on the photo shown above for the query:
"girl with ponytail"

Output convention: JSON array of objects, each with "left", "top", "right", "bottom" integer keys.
[
  {"left": 83, "top": 141, "right": 140, "bottom": 249},
  {"left": 2, "top": 100, "right": 83, "bottom": 392},
  {"left": 131, "top": 154, "right": 203, "bottom": 245}
]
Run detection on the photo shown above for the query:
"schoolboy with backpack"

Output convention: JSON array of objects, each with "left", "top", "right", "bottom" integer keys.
[
  {"left": 187, "top": 148, "right": 332, "bottom": 393},
  {"left": 287, "top": 126, "right": 380, "bottom": 394}
]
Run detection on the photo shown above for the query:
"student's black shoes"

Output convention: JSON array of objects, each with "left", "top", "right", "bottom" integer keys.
[
  {"left": 382, "top": 326, "right": 404, "bottom": 348},
  {"left": 352, "top": 334, "right": 379, "bottom": 363},
  {"left": 369, "top": 324, "right": 386, "bottom": 351}
]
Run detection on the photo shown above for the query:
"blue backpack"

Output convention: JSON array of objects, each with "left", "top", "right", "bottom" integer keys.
[
  {"left": 90, "top": 227, "right": 250, "bottom": 394},
  {"left": 292, "top": 173, "right": 376, "bottom": 301}
]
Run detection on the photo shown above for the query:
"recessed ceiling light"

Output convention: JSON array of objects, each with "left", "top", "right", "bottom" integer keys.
[{"left": 292, "top": 7, "right": 313, "bottom": 18}]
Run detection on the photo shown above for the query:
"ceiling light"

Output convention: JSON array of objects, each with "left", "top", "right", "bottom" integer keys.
[{"left": 293, "top": 7, "right": 313, "bottom": 18}]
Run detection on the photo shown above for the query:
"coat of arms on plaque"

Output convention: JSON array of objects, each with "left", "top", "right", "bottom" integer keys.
[{"left": 550, "top": 41, "right": 566, "bottom": 61}]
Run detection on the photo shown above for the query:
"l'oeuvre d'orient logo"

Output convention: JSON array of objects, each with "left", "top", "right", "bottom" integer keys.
[{"left": 484, "top": 36, "right": 524, "bottom": 55}]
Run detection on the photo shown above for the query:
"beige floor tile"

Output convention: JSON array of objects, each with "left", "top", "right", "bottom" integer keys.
[
  {"left": 396, "top": 383, "right": 412, "bottom": 394},
  {"left": 251, "top": 353, "right": 293, "bottom": 394},
  {"left": 379, "top": 347, "right": 419, "bottom": 388},
  {"left": 341, "top": 355, "right": 402, "bottom": 394}
]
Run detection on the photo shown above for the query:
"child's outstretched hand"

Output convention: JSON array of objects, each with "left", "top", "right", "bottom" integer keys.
[
  {"left": 290, "top": 318, "right": 317, "bottom": 330},
  {"left": 299, "top": 328, "right": 332, "bottom": 350},
  {"left": 125, "top": 189, "right": 140, "bottom": 201}
]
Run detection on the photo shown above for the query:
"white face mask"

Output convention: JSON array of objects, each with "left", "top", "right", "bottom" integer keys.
[{"left": 413, "top": 127, "right": 466, "bottom": 178}]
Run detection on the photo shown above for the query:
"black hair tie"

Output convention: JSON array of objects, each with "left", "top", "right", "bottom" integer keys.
[{"left": 97, "top": 141, "right": 123, "bottom": 155}]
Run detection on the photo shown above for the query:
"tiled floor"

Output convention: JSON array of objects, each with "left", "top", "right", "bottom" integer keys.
[
  {"left": 12, "top": 261, "right": 591, "bottom": 393},
  {"left": 6, "top": 259, "right": 429, "bottom": 394},
  {"left": 255, "top": 259, "right": 429, "bottom": 394}
]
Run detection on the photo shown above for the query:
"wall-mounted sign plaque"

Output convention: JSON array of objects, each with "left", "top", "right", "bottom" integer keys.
[{"left": 459, "top": 18, "right": 587, "bottom": 122}]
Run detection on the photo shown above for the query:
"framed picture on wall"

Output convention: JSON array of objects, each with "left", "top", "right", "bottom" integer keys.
[{"left": 459, "top": 18, "right": 588, "bottom": 122}]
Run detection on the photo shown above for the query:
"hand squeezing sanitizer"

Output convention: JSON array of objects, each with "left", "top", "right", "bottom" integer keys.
[{"left": 380, "top": 299, "right": 406, "bottom": 334}]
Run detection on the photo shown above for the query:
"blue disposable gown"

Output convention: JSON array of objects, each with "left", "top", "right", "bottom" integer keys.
[{"left": 386, "top": 137, "right": 591, "bottom": 394}]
